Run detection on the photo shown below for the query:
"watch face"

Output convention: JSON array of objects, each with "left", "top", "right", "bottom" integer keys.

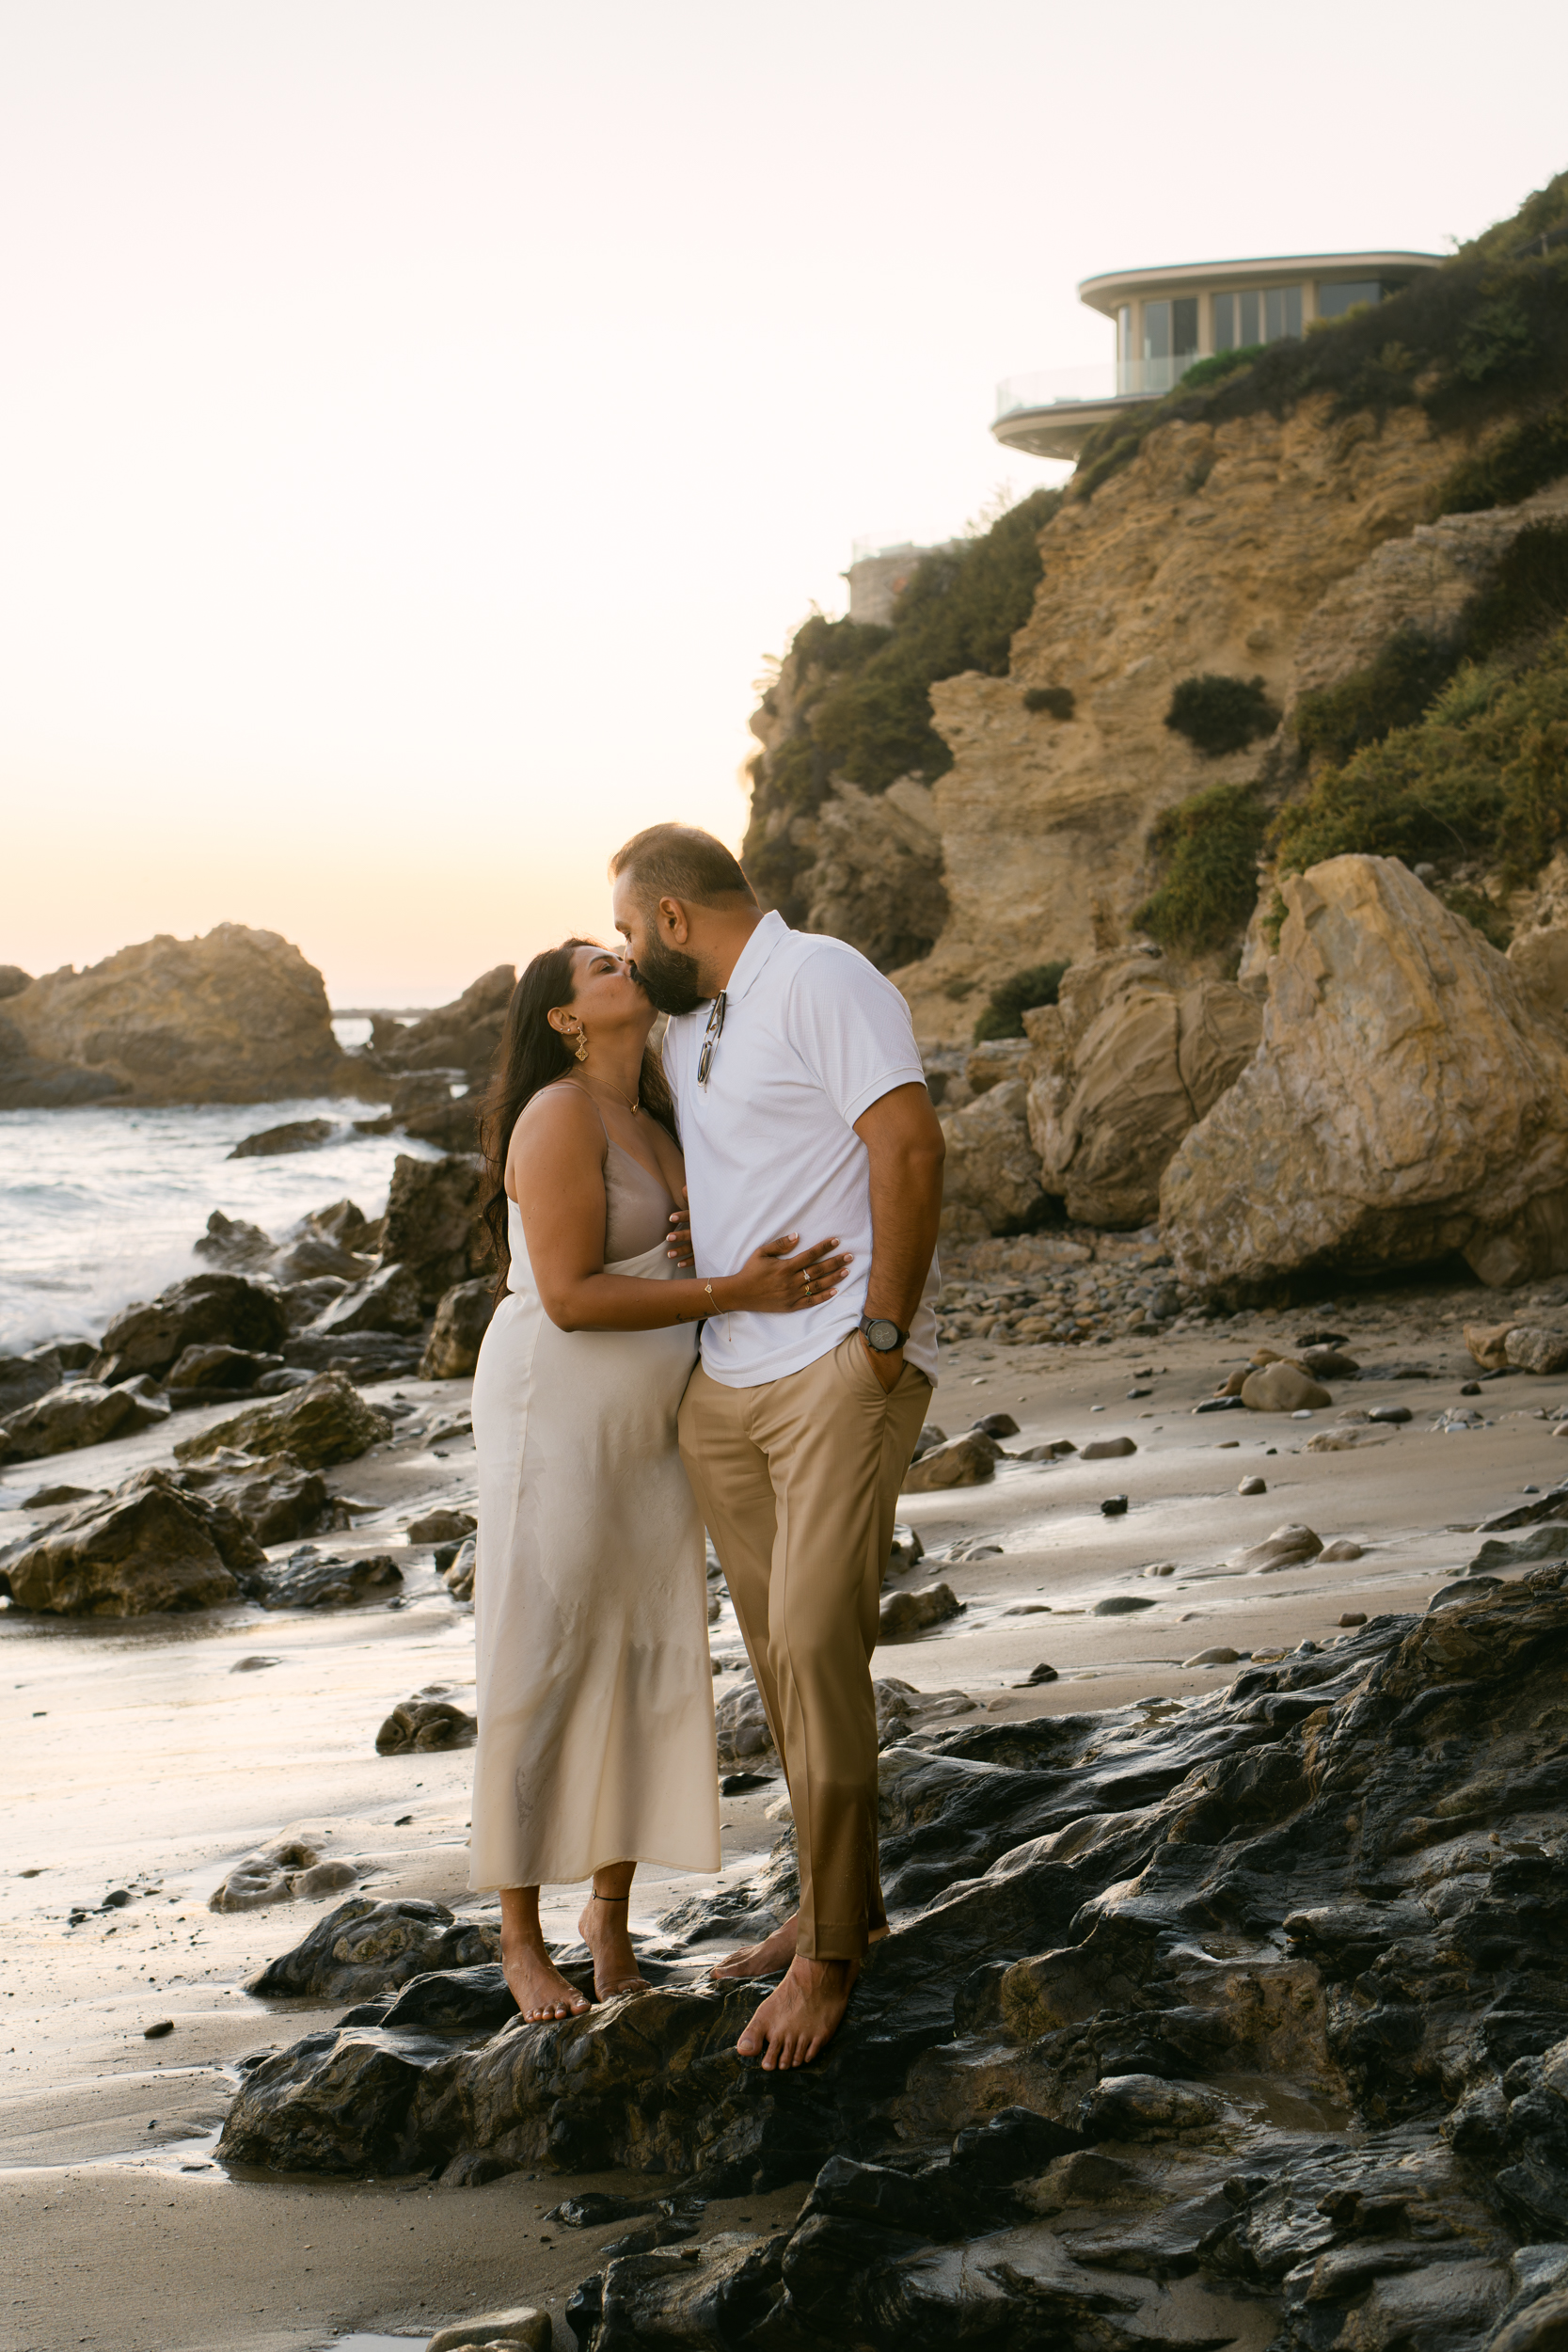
[{"left": 864, "top": 1318, "right": 901, "bottom": 1352}]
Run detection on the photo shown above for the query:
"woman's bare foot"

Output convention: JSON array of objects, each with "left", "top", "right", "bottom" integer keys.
[
  {"left": 578, "top": 1892, "right": 646, "bottom": 2001},
  {"left": 711, "top": 1914, "right": 887, "bottom": 1983},
  {"left": 501, "top": 1935, "right": 590, "bottom": 2024},
  {"left": 736, "top": 1954, "right": 858, "bottom": 2068}
]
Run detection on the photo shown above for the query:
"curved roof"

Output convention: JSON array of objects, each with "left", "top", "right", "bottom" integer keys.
[{"left": 1078, "top": 250, "right": 1444, "bottom": 318}]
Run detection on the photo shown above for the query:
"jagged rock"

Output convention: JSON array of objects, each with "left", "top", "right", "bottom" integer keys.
[
  {"left": 95, "top": 1272, "right": 289, "bottom": 1381},
  {"left": 715, "top": 1681, "right": 776, "bottom": 1772},
  {"left": 282, "top": 1330, "right": 422, "bottom": 1381},
  {"left": 404, "top": 1098, "right": 483, "bottom": 1153},
  {"left": 375, "top": 1689, "right": 476, "bottom": 1753},
  {"left": 408, "top": 1507, "right": 477, "bottom": 1546},
  {"left": 420, "top": 1279, "right": 496, "bottom": 1379},
  {"left": 425, "top": 2309, "right": 549, "bottom": 2352},
  {"left": 244, "top": 1545, "right": 402, "bottom": 1611},
  {"left": 1241, "top": 1362, "right": 1331, "bottom": 1412},
  {"left": 1025, "top": 955, "right": 1261, "bottom": 1229},
  {"left": 218, "top": 1565, "right": 1568, "bottom": 2352},
  {"left": 376, "top": 966, "right": 515, "bottom": 1084},
  {"left": 382, "top": 1152, "right": 491, "bottom": 1304},
  {"left": 0, "top": 1468, "right": 262, "bottom": 1613},
  {"left": 0, "top": 1379, "right": 138, "bottom": 1462},
  {"left": 274, "top": 1232, "right": 374, "bottom": 1284},
  {"left": 193, "top": 1210, "right": 276, "bottom": 1268},
  {"left": 277, "top": 1277, "right": 350, "bottom": 1328},
  {"left": 1507, "top": 849, "right": 1568, "bottom": 1015},
  {"left": 0, "top": 924, "right": 373, "bottom": 1106},
  {"left": 173, "top": 1373, "right": 391, "bottom": 1470},
  {"left": 166, "top": 1343, "right": 282, "bottom": 1391},
  {"left": 309, "top": 1263, "right": 424, "bottom": 1337},
  {"left": 1164, "top": 857, "right": 1568, "bottom": 1295},
  {"left": 190, "top": 1455, "right": 327, "bottom": 1543},
  {"left": 229, "top": 1117, "right": 337, "bottom": 1158},
  {"left": 793, "top": 779, "right": 949, "bottom": 976},
  {"left": 965, "top": 1039, "right": 1031, "bottom": 1097},
  {"left": 116, "top": 1375, "right": 173, "bottom": 1432},
  {"left": 210, "top": 1841, "right": 356, "bottom": 1912},
  {"left": 878, "top": 1582, "right": 961, "bottom": 1642},
  {"left": 900, "top": 1432, "right": 998, "bottom": 1493},
  {"left": 443, "top": 1537, "right": 477, "bottom": 1602},
  {"left": 939, "top": 1082, "right": 1048, "bottom": 1238},
  {"left": 0, "top": 1346, "right": 65, "bottom": 1413},
  {"left": 1467, "top": 1321, "right": 1516, "bottom": 1369},
  {"left": 244, "top": 1894, "right": 500, "bottom": 2004},
  {"left": 1507, "top": 1327, "right": 1568, "bottom": 1375}
]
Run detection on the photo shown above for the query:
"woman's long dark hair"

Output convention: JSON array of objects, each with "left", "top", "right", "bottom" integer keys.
[{"left": 479, "top": 939, "right": 678, "bottom": 1294}]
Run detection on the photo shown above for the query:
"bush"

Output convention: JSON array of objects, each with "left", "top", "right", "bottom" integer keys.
[
  {"left": 1293, "top": 628, "right": 1460, "bottom": 768},
  {"left": 972, "top": 961, "right": 1069, "bottom": 1043},
  {"left": 1165, "top": 674, "right": 1280, "bottom": 758},
  {"left": 1178, "top": 345, "right": 1265, "bottom": 390},
  {"left": 1435, "top": 399, "right": 1568, "bottom": 515},
  {"left": 1271, "top": 621, "right": 1568, "bottom": 888},
  {"left": 1133, "top": 783, "right": 1272, "bottom": 956},
  {"left": 1023, "top": 685, "right": 1075, "bottom": 718}
]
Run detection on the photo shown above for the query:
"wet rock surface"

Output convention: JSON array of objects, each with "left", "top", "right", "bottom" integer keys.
[
  {"left": 0, "top": 1466, "right": 263, "bottom": 1613},
  {"left": 242, "top": 1543, "right": 402, "bottom": 1611},
  {"left": 173, "top": 1371, "right": 392, "bottom": 1470},
  {"left": 374, "top": 1687, "right": 477, "bottom": 1752},
  {"left": 244, "top": 1894, "right": 501, "bottom": 2006},
  {"left": 217, "top": 1575, "right": 1568, "bottom": 2352}
]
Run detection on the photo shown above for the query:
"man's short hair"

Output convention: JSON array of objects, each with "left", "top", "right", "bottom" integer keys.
[{"left": 610, "top": 823, "right": 756, "bottom": 910}]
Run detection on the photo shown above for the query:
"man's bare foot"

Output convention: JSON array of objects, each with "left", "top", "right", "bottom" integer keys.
[
  {"left": 502, "top": 1937, "right": 590, "bottom": 2024},
  {"left": 711, "top": 1915, "right": 888, "bottom": 1983},
  {"left": 736, "top": 1954, "right": 858, "bottom": 2069},
  {"left": 578, "top": 1894, "right": 646, "bottom": 2001}
]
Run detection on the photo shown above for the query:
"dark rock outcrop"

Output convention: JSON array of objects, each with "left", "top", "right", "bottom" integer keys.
[
  {"left": 373, "top": 967, "right": 515, "bottom": 1086},
  {"left": 220, "top": 1575, "right": 1568, "bottom": 2352},
  {"left": 382, "top": 1153, "right": 492, "bottom": 1305},
  {"left": 241, "top": 1546, "right": 402, "bottom": 1611},
  {"left": 95, "top": 1273, "right": 290, "bottom": 1382},
  {"left": 244, "top": 1896, "right": 500, "bottom": 2005},
  {"left": 374, "top": 1689, "right": 477, "bottom": 1753},
  {"left": 229, "top": 1117, "right": 338, "bottom": 1159},
  {"left": 173, "top": 1373, "right": 391, "bottom": 1470},
  {"left": 188, "top": 1455, "right": 328, "bottom": 1545},
  {"left": 420, "top": 1279, "right": 496, "bottom": 1379},
  {"left": 0, "top": 1379, "right": 139, "bottom": 1462},
  {"left": 1, "top": 1468, "right": 263, "bottom": 1613}
]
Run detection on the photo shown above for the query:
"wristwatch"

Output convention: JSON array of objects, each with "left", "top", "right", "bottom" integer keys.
[{"left": 859, "top": 1311, "right": 909, "bottom": 1354}]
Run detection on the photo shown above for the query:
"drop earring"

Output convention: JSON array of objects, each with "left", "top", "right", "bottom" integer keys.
[{"left": 570, "top": 1022, "right": 590, "bottom": 1064}]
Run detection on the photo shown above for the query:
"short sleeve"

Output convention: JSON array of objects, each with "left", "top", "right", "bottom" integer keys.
[{"left": 783, "top": 945, "right": 927, "bottom": 1127}]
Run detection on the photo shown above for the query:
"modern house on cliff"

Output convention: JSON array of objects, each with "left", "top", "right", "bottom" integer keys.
[{"left": 994, "top": 249, "right": 1444, "bottom": 462}]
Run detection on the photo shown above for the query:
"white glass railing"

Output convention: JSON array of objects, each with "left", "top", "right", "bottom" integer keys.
[{"left": 994, "top": 353, "right": 1206, "bottom": 420}]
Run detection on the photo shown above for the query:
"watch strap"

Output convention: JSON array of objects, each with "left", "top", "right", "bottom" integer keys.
[{"left": 858, "top": 1311, "right": 910, "bottom": 1353}]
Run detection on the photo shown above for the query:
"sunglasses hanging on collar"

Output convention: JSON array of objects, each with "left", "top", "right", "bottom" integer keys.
[{"left": 698, "top": 991, "right": 727, "bottom": 1089}]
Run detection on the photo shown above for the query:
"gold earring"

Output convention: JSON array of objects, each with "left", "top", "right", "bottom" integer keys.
[{"left": 571, "top": 1022, "right": 590, "bottom": 1064}]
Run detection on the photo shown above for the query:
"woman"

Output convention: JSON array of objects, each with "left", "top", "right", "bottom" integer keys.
[{"left": 469, "top": 939, "right": 850, "bottom": 2022}]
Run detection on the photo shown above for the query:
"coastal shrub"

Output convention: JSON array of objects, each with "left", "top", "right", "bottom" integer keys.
[
  {"left": 1435, "top": 399, "right": 1568, "bottom": 516},
  {"left": 1134, "top": 782, "right": 1271, "bottom": 956},
  {"left": 1178, "top": 345, "right": 1265, "bottom": 391},
  {"left": 1272, "top": 620, "right": 1568, "bottom": 888},
  {"left": 1023, "top": 685, "right": 1075, "bottom": 718},
  {"left": 972, "top": 961, "right": 1069, "bottom": 1043},
  {"left": 742, "top": 487, "right": 1061, "bottom": 921},
  {"left": 1165, "top": 674, "right": 1279, "bottom": 758},
  {"left": 1294, "top": 629, "right": 1460, "bottom": 768}
]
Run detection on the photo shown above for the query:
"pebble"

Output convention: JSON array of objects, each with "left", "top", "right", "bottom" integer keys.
[
  {"left": 1319, "top": 1538, "right": 1365, "bottom": 1562},
  {"left": 1094, "top": 1595, "right": 1155, "bottom": 1614},
  {"left": 1082, "top": 1436, "right": 1136, "bottom": 1460},
  {"left": 1100, "top": 1495, "right": 1129, "bottom": 1518},
  {"left": 1182, "top": 1646, "right": 1241, "bottom": 1666},
  {"left": 1238, "top": 1475, "right": 1267, "bottom": 1495},
  {"left": 1339, "top": 1612, "right": 1368, "bottom": 1627},
  {"left": 144, "top": 2019, "right": 174, "bottom": 2039},
  {"left": 1021, "top": 1662, "right": 1059, "bottom": 1686}
]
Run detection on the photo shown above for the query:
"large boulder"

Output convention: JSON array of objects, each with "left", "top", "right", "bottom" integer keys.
[
  {"left": 376, "top": 967, "right": 515, "bottom": 1084},
  {"left": 1163, "top": 856, "right": 1568, "bottom": 1294},
  {"left": 382, "top": 1153, "right": 491, "bottom": 1304},
  {"left": 0, "top": 1347, "right": 66, "bottom": 1415},
  {"left": 0, "top": 1380, "right": 138, "bottom": 1462},
  {"left": 95, "top": 1273, "right": 289, "bottom": 1382},
  {"left": 309, "top": 1264, "right": 424, "bottom": 1338},
  {"left": 245, "top": 1895, "right": 500, "bottom": 2004},
  {"left": 939, "top": 1082, "right": 1048, "bottom": 1237},
  {"left": 796, "top": 780, "right": 950, "bottom": 975},
  {"left": 173, "top": 1372, "right": 392, "bottom": 1470},
  {"left": 420, "top": 1279, "right": 495, "bottom": 1379},
  {"left": 193, "top": 1454, "right": 328, "bottom": 1544},
  {"left": 0, "top": 925, "right": 380, "bottom": 1106},
  {"left": 0, "top": 1468, "right": 262, "bottom": 1614},
  {"left": 1024, "top": 949, "right": 1261, "bottom": 1228},
  {"left": 1507, "top": 848, "right": 1568, "bottom": 1017}
]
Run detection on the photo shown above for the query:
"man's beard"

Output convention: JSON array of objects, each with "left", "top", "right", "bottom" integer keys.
[{"left": 629, "top": 933, "right": 707, "bottom": 1017}]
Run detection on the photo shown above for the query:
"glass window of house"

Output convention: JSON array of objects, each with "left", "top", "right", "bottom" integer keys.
[
  {"left": 1238, "top": 289, "right": 1261, "bottom": 345},
  {"left": 1173, "top": 296, "right": 1198, "bottom": 361},
  {"left": 1318, "top": 278, "right": 1381, "bottom": 319},
  {"left": 1117, "top": 304, "right": 1132, "bottom": 361},
  {"left": 1142, "top": 300, "right": 1171, "bottom": 360},
  {"left": 1213, "top": 292, "right": 1235, "bottom": 351},
  {"left": 1264, "top": 285, "right": 1303, "bottom": 342}
]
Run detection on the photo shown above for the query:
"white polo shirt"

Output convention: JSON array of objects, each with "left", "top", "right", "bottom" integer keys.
[{"left": 662, "top": 912, "right": 940, "bottom": 1391}]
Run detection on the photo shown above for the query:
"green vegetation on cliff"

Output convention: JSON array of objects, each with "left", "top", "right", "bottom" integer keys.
[
  {"left": 1134, "top": 781, "right": 1273, "bottom": 957},
  {"left": 743, "top": 487, "right": 1061, "bottom": 921},
  {"left": 972, "top": 961, "right": 1069, "bottom": 1043}
]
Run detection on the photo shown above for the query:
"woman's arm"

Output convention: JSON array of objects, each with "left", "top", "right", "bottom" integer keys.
[{"left": 510, "top": 1089, "right": 847, "bottom": 1333}]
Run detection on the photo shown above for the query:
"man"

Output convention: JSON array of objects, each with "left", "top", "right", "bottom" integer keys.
[{"left": 610, "top": 822, "right": 944, "bottom": 2069}]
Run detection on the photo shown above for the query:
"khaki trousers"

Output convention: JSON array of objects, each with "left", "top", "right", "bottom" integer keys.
[{"left": 677, "top": 1330, "right": 930, "bottom": 1960}]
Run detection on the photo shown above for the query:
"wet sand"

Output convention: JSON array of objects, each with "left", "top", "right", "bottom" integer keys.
[{"left": 4, "top": 1292, "right": 1565, "bottom": 2350}]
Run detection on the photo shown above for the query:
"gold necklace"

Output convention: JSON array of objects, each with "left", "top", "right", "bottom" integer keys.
[{"left": 578, "top": 1073, "right": 641, "bottom": 1117}]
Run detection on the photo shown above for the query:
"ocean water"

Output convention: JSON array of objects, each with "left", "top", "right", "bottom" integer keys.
[{"left": 0, "top": 1023, "right": 452, "bottom": 1352}]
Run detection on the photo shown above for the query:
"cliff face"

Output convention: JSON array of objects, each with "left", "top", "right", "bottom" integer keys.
[
  {"left": 895, "top": 396, "right": 1458, "bottom": 1041},
  {"left": 0, "top": 925, "right": 377, "bottom": 1108}
]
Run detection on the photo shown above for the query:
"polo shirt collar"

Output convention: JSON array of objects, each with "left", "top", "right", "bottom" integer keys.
[{"left": 722, "top": 909, "right": 788, "bottom": 1004}]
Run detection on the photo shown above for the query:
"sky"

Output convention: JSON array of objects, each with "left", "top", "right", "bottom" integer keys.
[{"left": 3, "top": 0, "right": 1565, "bottom": 1006}]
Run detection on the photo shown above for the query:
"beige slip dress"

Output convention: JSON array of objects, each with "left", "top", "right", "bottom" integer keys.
[{"left": 467, "top": 1110, "right": 721, "bottom": 1890}]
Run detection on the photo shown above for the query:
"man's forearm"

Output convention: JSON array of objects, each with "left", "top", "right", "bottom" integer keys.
[{"left": 864, "top": 1142, "right": 942, "bottom": 1327}]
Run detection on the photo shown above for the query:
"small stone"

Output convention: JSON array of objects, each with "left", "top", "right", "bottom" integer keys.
[
  {"left": 1100, "top": 1495, "right": 1129, "bottom": 1518},
  {"left": 912, "top": 1422, "right": 948, "bottom": 1456},
  {"left": 1241, "top": 1362, "right": 1332, "bottom": 1413},
  {"left": 1461, "top": 1381, "right": 1482, "bottom": 1396},
  {"left": 1082, "top": 1435, "right": 1135, "bottom": 1460},
  {"left": 144, "top": 2019, "right": 174, "bottom": 2039},
  {"left": 720, "top": 1772, "right": 771, "bottom": 1795},
  {"left": 1231, "top": 1522, "right": 1323, "bottom": 1573},
  {"left": 879, "top": 1581, "right": 962, "bottom": 1641},
  {"left": 900, "top": 1433, "right": 997, "bottom": 1493},
  {"left": 1368, "top": 1404, "right": 1413, "bottom": 1424},
  {"left": 375, "top": 1692, "right": 477, "bottom": 1755},
  {"left": 1021, "top": 1662, "right": 1059, "bottom": 1685},
  {"left": 424, "top": 2308, "right": 551, "bottom": 2352},
  {"left": 1126, "top": 1387, "right": 1151, "bottom": 1398},
  {"left": 1237, "top": 1475, "right": 1267, "bottom": 1494},
  {"left": 1505, "top": 1327, "right": 1568, "bottom": 1375},
  {"left": 1017, "top": 1439, "right": 1076, "bottom": 1461},
  {"left": 1182, "top": 1646, "right": 1240, "bottom": 1666},
  {"left": 1094, "top": 1594, "right": 1155, "bottom": 1613},
  {"left": 1080, "top": 2073, "right": 1223, "bottom": 2137},
  {"left": 1319, "top": 1538, "right": 1364, "bottom": 1562},
  {"left": 405, "top": 1506, "right": 477, "bottom": 1546},
  {"left": 972, "top": 1412, "right": 1019, "bottom": 1438},
  {"left": 1194, "top": 1395, "right": 1246, "bottom": 1415},
  {"left": 1339, "top": 1612, "right": 1368, "bottom": 1627}
]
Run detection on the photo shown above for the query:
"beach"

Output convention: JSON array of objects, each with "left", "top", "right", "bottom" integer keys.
[{"left": 4, "top": 1275, "right": 1563, "bottom": 2352}]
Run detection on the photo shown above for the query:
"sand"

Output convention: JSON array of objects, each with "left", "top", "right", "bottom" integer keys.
[{"left": 4, "top": 1286, "right": 1565, "bottom": 2351}]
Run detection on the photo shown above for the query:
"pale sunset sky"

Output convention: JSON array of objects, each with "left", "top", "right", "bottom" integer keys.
[{"left": 4, "top": 0, "right": 1564, "bottom": 1004}]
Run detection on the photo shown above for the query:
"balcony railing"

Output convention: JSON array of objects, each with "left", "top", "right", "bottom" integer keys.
[{"left": 994, "top": 354, "right": 1205, "bottom": 420}]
